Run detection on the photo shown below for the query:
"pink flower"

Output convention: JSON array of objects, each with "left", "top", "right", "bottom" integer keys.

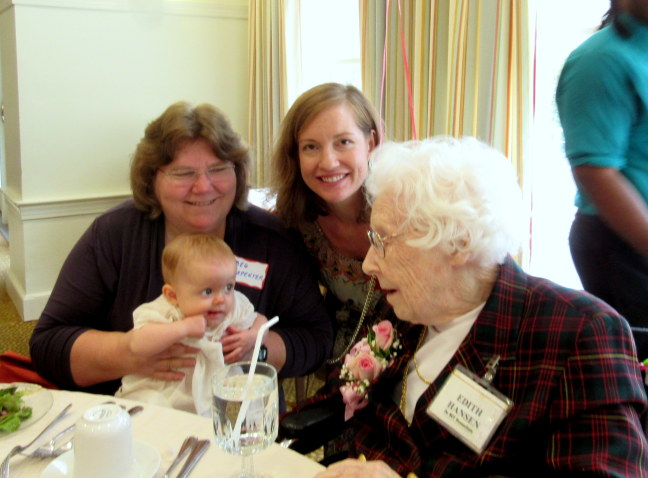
[
  {"left": 372, "top": 320, "right": 395, "bottom": 351},
  {"left": 346, "top": 348, "right": 384, "bottom": 382},
  {"left": 338, "top": 320, "right": 401, "bottom": 421},
  {"left": 346, "top": 340, "right": 372, "bottom": 362},
  {"left": 340, "top": 384, "right": 369, "bottom": 421}
]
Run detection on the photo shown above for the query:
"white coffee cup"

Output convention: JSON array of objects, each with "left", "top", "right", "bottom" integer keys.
[{"left": 73, "top": 404, "right": 137, "bottom": 478}]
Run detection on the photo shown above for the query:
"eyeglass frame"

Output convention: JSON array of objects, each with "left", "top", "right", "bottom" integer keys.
[
  {"left": 367, "top": 229, "right": 404, "bottom": 258},
  {"left": 159, "top": 163, "right": 235, "bottom": 185}
]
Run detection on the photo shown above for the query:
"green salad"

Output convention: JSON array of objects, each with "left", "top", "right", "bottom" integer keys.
[{"left": 0, "top": 386, "right": 33, "bottom": 433}]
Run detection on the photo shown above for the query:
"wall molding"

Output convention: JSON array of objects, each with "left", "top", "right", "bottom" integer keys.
[
  {"left": 5, "top": 269, "right": 48, "bottom": 322},
  {"left": 2, "top": 191, "right": 132, "bottom": 321},
  {"left": 0, "top": 0, "right": 248, "bottom": 19},
  {"left": 2, "top": 191, "right": 132, "bottom": 221}
]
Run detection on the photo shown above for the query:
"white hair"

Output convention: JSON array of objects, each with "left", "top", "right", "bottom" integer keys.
[{"left": 365, "top": 136, "right": 527, "bottom": 267}]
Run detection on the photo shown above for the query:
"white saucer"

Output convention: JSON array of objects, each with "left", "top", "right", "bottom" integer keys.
[
  {"left": 40, "top": 440, "right": 160, "bottom": 478},
  {"left": 0, "top": 383, "right": 53, "bottom": 438}
]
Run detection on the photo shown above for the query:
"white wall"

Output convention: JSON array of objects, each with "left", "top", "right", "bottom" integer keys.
[{"left": 0, "top": 0, "right": 250, "bottom": 320}]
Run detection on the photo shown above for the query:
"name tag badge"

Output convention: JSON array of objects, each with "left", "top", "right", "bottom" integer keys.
[
  {"left": 426, "top": 363, "right": 512, "bottom": 454},
  {"left": 235, "top": 256, "right": 269, "bottom": 290}
]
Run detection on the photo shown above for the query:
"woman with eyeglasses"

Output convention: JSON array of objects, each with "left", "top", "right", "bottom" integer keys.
[
  {"left": 314, "top": 137, "right": 648, "bottom": 477},
  {"left": 29, "top": 101, "right": 333, "bottom": 398}
]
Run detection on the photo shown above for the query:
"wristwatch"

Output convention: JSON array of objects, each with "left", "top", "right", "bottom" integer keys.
[{"left": 258, "top": 344, "right": 268, "bottom": 362}]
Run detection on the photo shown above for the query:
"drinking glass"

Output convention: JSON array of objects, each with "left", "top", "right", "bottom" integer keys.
[{"left": 212, "top": 361, "right": 279, "bottom": 478}]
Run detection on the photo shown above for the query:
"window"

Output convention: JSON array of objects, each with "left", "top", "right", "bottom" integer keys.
[
  {"left": 286, "top": 0, "right": 361, "bottom": 106},
  {"left": 289, "top": 0, "right": 609, "bottom": 290},
  {"left": 528, "top": 0, "right": 609, "bottom": 289}
]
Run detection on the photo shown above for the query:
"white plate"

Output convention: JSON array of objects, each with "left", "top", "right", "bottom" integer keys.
[
  {"left": 40, "top": 440, "right": 161, "bottom": 478},
  {"left": 0, "top": 382, "right": 54, "bottom": 438}
]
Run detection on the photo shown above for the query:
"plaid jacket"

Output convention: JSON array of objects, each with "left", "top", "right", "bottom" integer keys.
[{"left": 351, "top": 257, "right": 648, "bottom": 477}]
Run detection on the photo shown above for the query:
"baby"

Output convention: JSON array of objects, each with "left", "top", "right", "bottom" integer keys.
[{"left": 116, "top": 233, "right": 265, "bottom": 416}]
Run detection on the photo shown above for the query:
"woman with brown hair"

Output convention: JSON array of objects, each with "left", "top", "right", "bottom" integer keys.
[
  {"left": 30, "top": 101, "right": 332, "bottom": 398},
  {"left": 271, "top": 83, "right": 384, "bottom": 371}
]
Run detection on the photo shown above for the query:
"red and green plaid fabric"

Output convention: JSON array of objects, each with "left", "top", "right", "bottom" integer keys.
[{"left": 351, "top": 257, "right": 648, "bottom": 477}]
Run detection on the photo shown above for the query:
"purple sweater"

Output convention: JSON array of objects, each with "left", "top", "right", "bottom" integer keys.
[{"left": 30, "top": 200, "right": 333, "bottom": 395}]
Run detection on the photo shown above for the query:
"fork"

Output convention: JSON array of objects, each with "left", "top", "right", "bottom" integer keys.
[{"left": 0, "top": 403, "right": 72, "bottom": 478}]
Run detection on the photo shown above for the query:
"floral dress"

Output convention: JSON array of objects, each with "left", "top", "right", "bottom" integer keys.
[
  {"left": 300, "top": 220, "right": 390, "bottom": 460},
  {"left": 300, "top": 221, "right": 383, "bottom": 366}
]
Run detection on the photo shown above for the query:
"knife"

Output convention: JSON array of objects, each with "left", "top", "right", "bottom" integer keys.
[
  {"left": 163, "top": 436, "right": 197, "bottom": 478},
  {"left": 176, "top": 439, "right": 210, "bottom": 478}
]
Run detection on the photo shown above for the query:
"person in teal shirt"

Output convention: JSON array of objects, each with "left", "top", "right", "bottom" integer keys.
[{"left": 556, "top": 0, "right": 648, "bottom": 360}]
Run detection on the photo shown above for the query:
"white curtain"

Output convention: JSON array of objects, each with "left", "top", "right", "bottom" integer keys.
[{"left": 247, "top": 0, "right": 290, "bottom": 187}]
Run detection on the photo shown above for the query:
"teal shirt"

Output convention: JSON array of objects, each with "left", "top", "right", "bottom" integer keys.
[{"left": 556, "top": 13, "right": 648, "bottom": 215}]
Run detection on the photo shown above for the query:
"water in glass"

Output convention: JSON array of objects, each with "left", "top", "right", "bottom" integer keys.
[{"left": 212, "top": 362, "right": 278, "bottom": 478}]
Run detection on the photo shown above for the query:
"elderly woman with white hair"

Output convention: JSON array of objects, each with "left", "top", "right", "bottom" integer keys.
[{"left": 315, "top": 137, "right": 648, "bottom": 478}]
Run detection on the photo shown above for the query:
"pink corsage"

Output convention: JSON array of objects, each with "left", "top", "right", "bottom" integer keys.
[{"left": 339, "top": 320, "right": 401, "bottom": 420}]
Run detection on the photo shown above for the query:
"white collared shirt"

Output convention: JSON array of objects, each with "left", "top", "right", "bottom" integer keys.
[{"left": 395, "top": 302, "right": 485, "bottom": 422}]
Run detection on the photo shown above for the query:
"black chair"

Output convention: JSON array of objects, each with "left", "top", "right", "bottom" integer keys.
[{"left": 277, "top": 395, "right": 349, "bottom": 464}]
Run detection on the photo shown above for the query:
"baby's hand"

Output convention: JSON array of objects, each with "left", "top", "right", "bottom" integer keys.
[
  {"left": 183, "top": 314, "right": 207, "bottom": 338},
  {"left": 221, "top": 326, "right": 256, "bottom": 362},
  {"left": 222, "top": 314, "right": 268, "bottom": 363}
]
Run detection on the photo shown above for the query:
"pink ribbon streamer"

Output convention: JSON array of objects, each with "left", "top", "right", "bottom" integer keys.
[
  {"left": 379, "top": 0, "right": 418, "bottom": 141},
  {"left": 397, "top": 0, "right": 418, "bottom": 140},
  {"left": 378, "top": 0, "right": 390, "bottom": 144}
]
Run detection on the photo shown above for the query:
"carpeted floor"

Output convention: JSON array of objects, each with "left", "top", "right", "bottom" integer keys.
[{"left": 0, "top": 234, "right": 35, "bottom": 357}]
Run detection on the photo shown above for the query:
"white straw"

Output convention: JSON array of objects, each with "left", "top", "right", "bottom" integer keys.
[{"left": 232, "top": 316, "right": 279, "bottom": 443}]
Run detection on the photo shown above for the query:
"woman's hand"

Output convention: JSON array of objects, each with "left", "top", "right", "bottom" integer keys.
[
  {"left": 145, "top": 343, "right": 201, "bottom": 381},
  {"left": 221, "top": 313, "right": 268, "bottom": 363},
  {"left": 130, "top": 343, "right": 200, "bottom": 381},
  {"left": 314, "top": 458, "right": 401, "bottom": 478},
  {"left": 70, "top": 329, "right": 200, "bottom": 387},
  {"left": 123, "top": 317, "right": 205, "bottom": 381}
]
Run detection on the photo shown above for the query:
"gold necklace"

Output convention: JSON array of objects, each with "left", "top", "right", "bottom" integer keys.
[
  {"left": 326, "top": 276, "right": 376, "bottom": 365},
  {"left": 413, "top": 329, "right": 434, "bottom": 385},
  {"left": 399, "top": 327, "right": 428, "bottom": 419}
]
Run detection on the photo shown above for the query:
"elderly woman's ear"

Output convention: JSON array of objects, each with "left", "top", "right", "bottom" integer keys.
[{"left": 449, "top": 250, "right": 471, "bottom": 267}]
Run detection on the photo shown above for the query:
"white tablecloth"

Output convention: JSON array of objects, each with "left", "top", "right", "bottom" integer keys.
[{"left": 0, "top": 389, "right": 325, "bottom": 477}]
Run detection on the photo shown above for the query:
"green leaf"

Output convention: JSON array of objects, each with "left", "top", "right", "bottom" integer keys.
[
  {"left": 0, "top": 414, "right": 21, "bottom": 433},
  {"left": 17, "top": 407, "right": 32, "bottom": 420},
  {"left": 0, "top": 387, "right": 17, "bottom": 400},
  {"left": 0, "top": 386, "right": 33, "bottom": 434}
]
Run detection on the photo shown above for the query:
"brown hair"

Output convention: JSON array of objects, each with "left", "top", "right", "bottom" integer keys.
[
  {"left": 270, "top": 83, "right": 381, "bottom": 229},
  {"left": 161, "top": 233, "right": 235, "bottom": 285},
  {"left": 131, "top": 101, "right": 250, "bottom": 219}
]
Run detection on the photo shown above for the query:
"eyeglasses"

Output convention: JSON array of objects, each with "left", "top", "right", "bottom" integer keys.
[
  {"left": 367, "top": 229, "right": 403, "bottom": 258},
  {"left": 161, "top": 164, "right": 235, "bottom": 185}
]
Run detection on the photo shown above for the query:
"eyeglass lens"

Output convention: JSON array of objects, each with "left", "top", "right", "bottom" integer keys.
[
  {"left": 367, "top": 230, "right": 386, "bottom": 258},
  {"left": 164, "top": 165, "right": 234, "bottom": 184}
]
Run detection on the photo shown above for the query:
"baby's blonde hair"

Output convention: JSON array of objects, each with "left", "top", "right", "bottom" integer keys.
[{"left": 162, "top": 233, "right": 236, "bottom": 285}]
